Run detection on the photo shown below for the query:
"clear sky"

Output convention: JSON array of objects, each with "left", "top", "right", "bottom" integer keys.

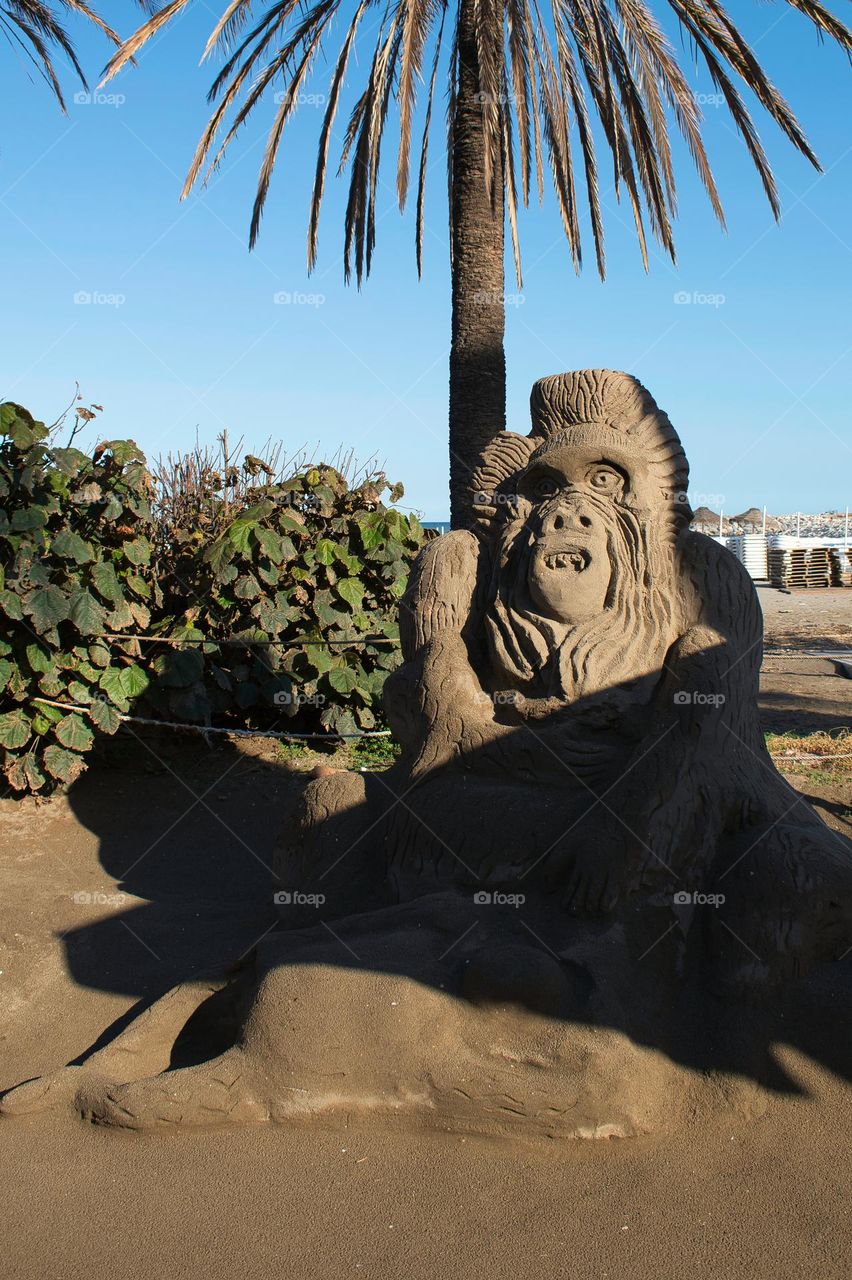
[{"left": 1, "top": 3, "right": 850, "bottom": 520}]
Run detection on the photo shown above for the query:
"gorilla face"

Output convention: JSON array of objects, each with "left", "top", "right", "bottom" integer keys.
[{"left": 516, "top": 444, "right": 629, "bottom": 625}]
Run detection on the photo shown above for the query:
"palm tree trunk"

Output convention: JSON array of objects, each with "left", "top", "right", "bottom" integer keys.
[{"left": 449, "top": 0, "right": 506, "bottom": 529}]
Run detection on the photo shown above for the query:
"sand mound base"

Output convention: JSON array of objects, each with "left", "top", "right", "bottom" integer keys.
[{"left": 1, "top": 893, "right": 767, "bottom": 1137}]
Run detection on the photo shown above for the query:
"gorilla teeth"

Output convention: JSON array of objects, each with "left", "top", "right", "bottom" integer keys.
[{"left": 544, "top": 551, "right": 588, "bottom": 572}]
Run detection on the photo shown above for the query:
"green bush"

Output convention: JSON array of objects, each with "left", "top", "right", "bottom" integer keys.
[
  {"left": 152, "top": 464, "right": 423, "bottom": 737},
  {"left": 0, "top": 404, "right": 157, "bottom": 793},
  {"left": 0, "top": 403, "right": 423, "bottom": 795}
]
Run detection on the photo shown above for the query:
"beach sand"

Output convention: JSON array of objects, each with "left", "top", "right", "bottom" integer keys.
[{"left": 1, "top": 586, "right": 850, "bottom": 1279}]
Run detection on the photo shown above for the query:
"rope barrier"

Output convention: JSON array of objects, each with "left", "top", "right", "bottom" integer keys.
[
  {"left": 31, "top": 698, "right": 850, "bottom": 758},
  {"left": 100, "top": 632, "right": 399, "bottom": 648},
  {"left": 32, "top": 698, "right": 392, "bottom": 741}
]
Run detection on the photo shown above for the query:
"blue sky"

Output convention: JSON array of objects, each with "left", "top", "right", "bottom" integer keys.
[{"left": 1, "top": 2, "right": 850, "bottom": 520}]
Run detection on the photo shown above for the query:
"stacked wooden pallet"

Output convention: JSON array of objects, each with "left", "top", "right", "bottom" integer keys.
[
  {"left": 830, "top": 547, "right": 852, "bottom": 586},
  {"left": 768, "top": 546, "right": 833, "bottom": 588}
]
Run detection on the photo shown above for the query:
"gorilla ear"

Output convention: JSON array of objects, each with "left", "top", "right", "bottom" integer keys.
[{"left": 469, "top": 432, "right": 536, "bottom": 530}]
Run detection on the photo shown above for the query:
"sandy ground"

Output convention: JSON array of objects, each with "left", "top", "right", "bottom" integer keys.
[{"left": 1, "top": 586, "right": 851, "bottom": 1280}]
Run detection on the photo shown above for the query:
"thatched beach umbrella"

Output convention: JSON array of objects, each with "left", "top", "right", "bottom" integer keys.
[
  {"left": 731, "top": 507, "right": 765, "bottom": 531},
  {"left": 691, "top": 506, "right": 728, "bottom": 534}
]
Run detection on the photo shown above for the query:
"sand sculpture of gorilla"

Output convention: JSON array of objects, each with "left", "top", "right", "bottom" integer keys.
[
  {"left": 289, "top": 369, "right": 852, "bottom": 981},
  {"left": 4, "top": 370, "right": 851, "bottom": 1136}
]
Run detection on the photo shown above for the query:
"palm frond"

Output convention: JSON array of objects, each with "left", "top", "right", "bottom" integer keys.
[
  {"left": 1, "top": 0, "right": 128, "bottom": 109},
  {"left": 415, "top": 7, "right": 446, "bottom": 275},
  {"left": 101, "top": 0, "right": 193, "bottom": 85},
  {"left": 397, "top": 0, "right": 439, "bottom": 207},
  {"left": 501, "top": 67, "right": 523, "bottom": 286},
  {"left": 308, "top": 0, "right": 370, "bottom": 270},
  {"left": 247, "top": 0, "right": 343, "bottom": 247},
  {"left": 95, "top": 0, "right": 852, "bottom": 280}
]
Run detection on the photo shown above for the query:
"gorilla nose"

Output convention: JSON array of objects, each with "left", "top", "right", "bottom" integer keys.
[{"left": 542, "top": 501, "right": 594, "bottom": 536}]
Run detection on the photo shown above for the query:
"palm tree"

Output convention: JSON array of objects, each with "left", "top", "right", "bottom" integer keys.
[
  {"left": 102, "top": 0, "right": 851, "bottom": 527},
  {"left": 1, "top": 1, "right": 121, "bottom": 108}
]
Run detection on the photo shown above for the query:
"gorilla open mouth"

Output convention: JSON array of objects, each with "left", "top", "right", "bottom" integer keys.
[{"left": 542, "top": 548, "right": 591, "bottom": 573}]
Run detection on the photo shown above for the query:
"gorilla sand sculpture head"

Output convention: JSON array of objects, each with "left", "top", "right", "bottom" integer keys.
[{"left": 475, "top": 370, "right": 689, "bottom": 700}]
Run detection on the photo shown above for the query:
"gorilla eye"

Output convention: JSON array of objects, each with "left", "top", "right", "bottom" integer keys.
[
  {"left": 588, "top": 467, "right": 621, "bottom": 493},
  {"left": 535, "top": 477, "right": 560, "bottom": 499}
]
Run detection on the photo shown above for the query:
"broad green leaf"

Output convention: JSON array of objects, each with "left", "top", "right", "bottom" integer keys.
[
  {"left": 102, "top": 494, "right": 123, "bottom": 521},
  {"left": 120, "top": 664, "right": 149, "bottom": 699},
  {"left": 204, "top": 537, "right": 234, "bottom": 574},
  {"left": 55, "top": 713, "right": 94, "bottom": 752},
  {"left": 125, "top": 573, "right": 150, "bottom": 599},
  {"left": 50, "top": 530, "right": 93, "bottom": 563},
  {"left": 320, "top": 705, "right": 359, "bottom": 737},
  {"left": 35, "top": 700, "right": 64, "bottom": 723},
  {"left": 99, "top": 668, "right": 131, "bottom": 711},
  {"left": 88, "top": 642, "right": 111, "bottom": 668},
  {"left": 0, "top": 709, "right": 31, "bottom": 748},
  {"left": 336, "top": 577, "right": 365, "bottom": 611},
  {"left": 314, "top": 539, "right": 337, "bottom": 566},
  {"left": 43, "top": 744, "right": 86, "bottom": 784},
  {"left": 24, "top": 585, "right": 69, "bottom": 631},
  {"left": 67, "top": 680, "right": 93, "bottom": 704},
  {"left": 254, "top": 526, "right": 283, "bottom": 561},
  {"left": 91, "top": 562, "right": 123, "bottom": 603},
  {"left": 277, "top": 512, "right": 305, "bottom": 534},
  {"left": 356, "top": 511, "right": 386, "bottom": 550},
  {"left": 234, "top": 574, "right": 261, "bottom": 600},
  {"left": 106, "top": 598, "right": 134, "bottom": 630},
  {"left": 1, "top": 403, "right": 47, "bottom": 446},
  {"left": 327, "top": 666, "right": 358, "bottom": 694},
  {"left": 123, "top": 536, "right": 152, "bottom": 566},
  {"left": 228, "top": 521, "right": 254, "bottom": 554},
  {"left": 11, "top": 506, "right": 47, "bottom": 531},
  {"left": 25, "top": 642, "right": 54, "bottom": 674},
  {"left": 0, "top": 590, "right": 23, "bottom": 620},
  {"left": 50, "top": 447, "right": 89, "bottom": 477},
  {"left": 0, "top": 658, "right": 11, "bottom": 692},
  {"left": 68, "top": 588, "right": 107, "bottom": 636},
  {"left": 88, "top": 697, "right": 122, "bottom": 735},
  {"left": 100, "top": 439, "right": 145, "bottom": 466}
]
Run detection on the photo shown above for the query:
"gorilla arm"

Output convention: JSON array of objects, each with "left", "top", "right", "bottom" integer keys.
[{"left": 383, "top": 531, "right": 510, "bottom": 776}]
